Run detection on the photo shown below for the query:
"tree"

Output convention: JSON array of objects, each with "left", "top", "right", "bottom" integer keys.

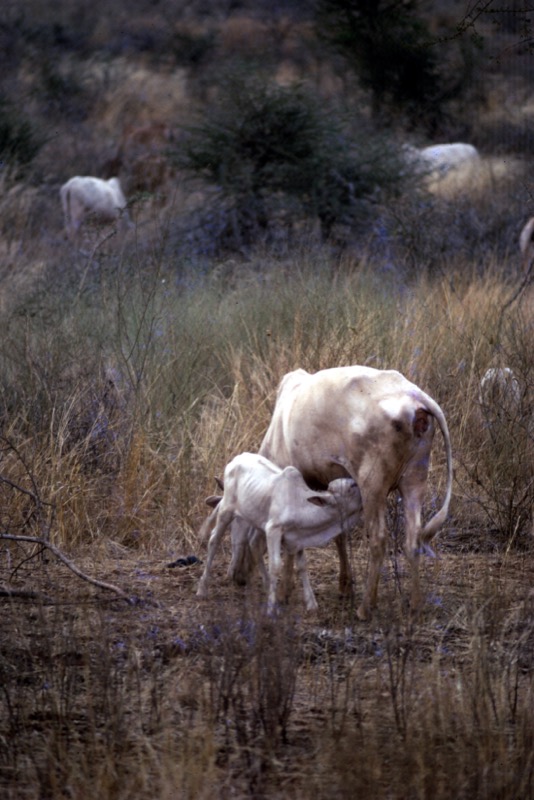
[
  {"left": 0, "top": 97, "right": 43, "bottom": 175},
  {"left": 175, "top": 69, "right": 405, "bottom": 249},
  {"left": 314, "top": 0, "right": 443, "bottom": 130}
]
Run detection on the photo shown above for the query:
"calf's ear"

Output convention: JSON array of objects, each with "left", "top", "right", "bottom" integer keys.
[
  {"left": 215, "top": 476, "right": 224, "bottom": 490},
  {"left": 205, "top": 495, "right": 222, "bottom": 508},
  {"left": 307, "top": 495, "right": 330, "bottom": 507}
]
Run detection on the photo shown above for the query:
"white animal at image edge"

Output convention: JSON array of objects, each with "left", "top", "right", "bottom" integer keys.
[
  {"left": 196, "top": 452, "right": 363, "bottom": 613},
  {"left": 479, "top": 367, "right": 521, "bottom": 412},
  {"left": 60, "top": 176, "right": 129, "bottom": 238},
  {"left": 404, "top": 142, "right": 480, "bottom": 178},
  {"left": 519, "top": 216, "right": 534, "bottom": 271},
  {"left": 229, "top": 366, "right": 453, "bottom": 621}
]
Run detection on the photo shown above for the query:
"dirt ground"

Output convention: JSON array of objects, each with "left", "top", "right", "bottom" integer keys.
[
  {"left": 4, "top": 529, "right": 534, "bottom": 669},
  {"left": 2, "top": 529, "right": 534, "bottom": 798}
]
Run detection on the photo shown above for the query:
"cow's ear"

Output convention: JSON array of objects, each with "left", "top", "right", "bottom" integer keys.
[
  {"left": 206, "top": 495, "right": 222, "bottom": 508},
  {"left": 214, "top": 476, "right": 224, "bottom": 490},
  {"left": 307, "top": 495, "right": 329, "bottom": 507}
]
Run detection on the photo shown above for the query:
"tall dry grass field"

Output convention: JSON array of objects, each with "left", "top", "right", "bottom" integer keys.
[{"left": 1, "top": 232, "right": 532, "bottom": 798}]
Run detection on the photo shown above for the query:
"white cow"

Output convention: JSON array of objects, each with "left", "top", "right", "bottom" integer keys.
[
  {"left": 418, "top": 143, "right": 479, "bottom": 174},
  {"left": 229, "top": 366, "right": 453, "bottom": 620},
  {"left": 404, "top": 142, "right": 480, "bottom": 183},
  {"left": 196, "top": 452, "right": 363, "bottom": 612},
  {"left": 479, "top": 367, "right": 521, "bottom": 419},
  {"left": 60, "top": 176, "right": 129, "bottom": 239}
]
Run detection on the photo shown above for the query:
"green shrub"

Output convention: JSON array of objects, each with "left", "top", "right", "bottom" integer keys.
[
  {"left": 315, "top": 1, "right": 440, "bottom": 122},
  {"left": 171, "top": 28, "right": 215, "bottom": 67},
  {"left": 0, "top": 98, "right": 43, "bottom": 174},
  {"left": 175, "top": 70, "right": 405, "bottom": 251},
  {"left": 36, "top": 57, "right": 92, "bottom": 121}
]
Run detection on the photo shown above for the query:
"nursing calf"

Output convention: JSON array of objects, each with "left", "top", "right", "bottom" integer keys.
[{"left": 196, "top": 452, "right": 363, "bottom": 612}]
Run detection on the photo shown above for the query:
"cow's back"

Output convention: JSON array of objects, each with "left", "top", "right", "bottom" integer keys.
[{"left": 260, "top": 366, "right": 419, "bottom": 487}]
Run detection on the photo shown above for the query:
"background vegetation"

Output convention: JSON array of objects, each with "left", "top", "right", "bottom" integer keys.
[{"left": 0, "top": 1, "right": 533, "bottom": 797}]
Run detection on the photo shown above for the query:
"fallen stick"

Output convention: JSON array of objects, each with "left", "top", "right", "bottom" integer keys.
[{"left": 0, "top": 533, "right": 132, "bottom": 603}]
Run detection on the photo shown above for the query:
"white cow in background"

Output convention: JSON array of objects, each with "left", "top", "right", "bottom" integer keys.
[
  {"left": 60, "top": 176, "right": 129, "bottom": 239},
  {"left": 404, "top": 142, "right": 480, "bottom": 187},
  {"left": 229, "top": 366, "right": 453, "bottom": 621},
  {"left": 196, "top": 452, "right": 363, "bottom": 613},
  {"left": 417, "top": 143, "right": 480, "bottom": 175}
]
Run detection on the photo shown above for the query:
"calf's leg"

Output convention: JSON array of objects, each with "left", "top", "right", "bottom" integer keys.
[
  {"left": 196, "top": 508, "right": 233, "bottom": 598},
  {"left": 294, "top": 549, "right": 319, "bottom": 612}
]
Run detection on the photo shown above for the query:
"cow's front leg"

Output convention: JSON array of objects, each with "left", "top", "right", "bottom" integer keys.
[{"left": 334, "top": 532, "right": 354, "bottom": 597}]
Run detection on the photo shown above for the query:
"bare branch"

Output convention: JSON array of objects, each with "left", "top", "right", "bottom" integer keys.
[
  {"left": 496, "top": 258, "right": 534, "bottom": 341},
  {"left": 0, "top": 533, "right": 133, "bottom": 603}
]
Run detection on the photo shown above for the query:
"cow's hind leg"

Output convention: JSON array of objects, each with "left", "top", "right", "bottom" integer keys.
[
  {"left": 403, "top": 496, "right": 428, "bottom": 613},
  {"left": 357, "top": 497, "right": 387, "bottom": 621},
  {"left": 399, "top": 480, "right": 427, "bottom": 615}
]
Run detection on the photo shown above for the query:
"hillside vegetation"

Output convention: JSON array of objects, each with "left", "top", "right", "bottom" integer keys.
[{"left": 0, "top": 2, "right": 533, "bottom": 798}]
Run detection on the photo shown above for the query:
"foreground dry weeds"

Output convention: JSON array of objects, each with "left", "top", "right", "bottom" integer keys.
[
  {"left": 2, "top": 525, "right": 534, "bottom": 799},
  {"left": 0, "top": 254, "right": 531, "bottom": 797}
]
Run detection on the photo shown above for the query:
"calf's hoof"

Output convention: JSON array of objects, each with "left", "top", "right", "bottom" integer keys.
[{"left": 356, "top": 603, "right": 371, "bottom": 622}]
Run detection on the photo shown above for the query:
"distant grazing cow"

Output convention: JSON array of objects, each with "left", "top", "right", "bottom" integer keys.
[
  {"left": 229, "top": 366, "right": 453, "bottom": 620},
  {"left": 196, "top": 452, "right": 363, "bottom": 612},
  {"left": 404, "top": 142, "right": 480, "bottom": 182},
  {"left": 60, "top": 176, "right": 129, "bottom": 239},
  {"left": 418, "top": 143, "right": 480, "bottom": 174},
  {"left": 519, "top": 216, "right": 534, "bottom": 272}
]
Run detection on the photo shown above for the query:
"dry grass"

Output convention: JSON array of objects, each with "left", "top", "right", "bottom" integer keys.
[
  {"left": 1, "top": 4, "right": 533, "bottom": 796},
  {"left": 1, "top": 540, "right": 533, "bottom": 799},
  {"left": 1, "top": 241, "right": 532, "bottom": 797}
]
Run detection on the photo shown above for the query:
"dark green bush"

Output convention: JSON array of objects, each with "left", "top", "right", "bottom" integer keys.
[
  {"left": 175, "top": 70, "right": 405, "bottom": 251},
  {"left": 171, "top": 28, "right": 215, "bottom": 67},
  {"left": 0, "top": 98, "right": 43, "bottom": 174},
  {"left": 316, "top": 0, "right": 443, "bottom": 129},
  {"left": 35, "top": 57, "right": 93, "bottom": 121}
]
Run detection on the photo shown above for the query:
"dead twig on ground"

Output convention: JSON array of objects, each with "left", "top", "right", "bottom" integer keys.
[{"left": 0, "top": 532, "right": 133, "bottom": 603}]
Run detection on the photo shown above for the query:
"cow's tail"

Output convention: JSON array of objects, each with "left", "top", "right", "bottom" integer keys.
[{"left": 419, "top": 395, "right": 453, "bottom": 543}]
